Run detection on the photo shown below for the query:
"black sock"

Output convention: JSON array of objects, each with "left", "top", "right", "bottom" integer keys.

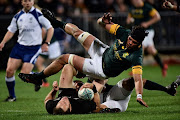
[
  {"left": 38, "top": 71, "right": 47, "bottom": 79},
  {"left": 43, "top": 78, "right": 48, "bottom": 83},
  {"left": 153, "top": 53, "right": 164, "bottom": 69},
  {"left": 144, "top": 80, "right": 167, "bottom": 92},
  {"left": 52, "top": 19, "right": 67, "bottom": 30}
]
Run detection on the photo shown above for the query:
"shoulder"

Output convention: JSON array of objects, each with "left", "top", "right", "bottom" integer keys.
[
  {"left": 35, "top": 8, "right": 43, "bottom": 16},
  {"left": 30, "top": 8, "right": 43, "bottom": 17},
  {"left": 14, "top": 10, "right": 24, "bottom": 19}
]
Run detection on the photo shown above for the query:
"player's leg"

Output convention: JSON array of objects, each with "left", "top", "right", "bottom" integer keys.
[
  {"left": 121, "top": 77, "right": 176, "bottom": 96},
  {"left": 101, "top": 98, "right": 130, "bottom": 112},
  {"left": 143, "top": 29, "right": 168, "bottom": 77},
  {"left": 36, "top": 55, "right": 49, "bottom": 87},
  {"left": 59, "top": 64, "right": 77, "bottom": 88},
  {"left": 21, "top": 63, "right": 34, "bottom": 74},
  {"left": 41, "top": 9, "right": 97, "bottom": 52},
  {"left": 5, "top": 58, "right": 22, "bottom": 101},
  {"left": 147, "top": 45, "right": 168, "bottom": 77},
  {"left": 19, "top": 54, "right": 86, "bottom": 84},
  {"left": 36, "top": 55, "right": 46, "bottom": 73}
]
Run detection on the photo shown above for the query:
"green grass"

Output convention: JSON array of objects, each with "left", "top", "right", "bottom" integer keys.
[{"left": 0, "top": 65, "right": 180, "bottom": 120}]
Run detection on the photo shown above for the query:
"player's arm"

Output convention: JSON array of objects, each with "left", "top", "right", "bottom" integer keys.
[
  {"left": 163, "top": 0, "right": 178, "bottom": 11},
  {"left": 44, "top": 81, "right": 59, "bottom": 104},
  {"left": 80, "top": 83, "right": 101, "bottom": 112},
  {"left": 132, "top": 65, "right": 148, "bottom": 107},
  {"left": 41, "top": 27, "right": 54, "bottom": 52},
  {"left": 97, "top": 13, "right": 118, "bottom": 34},
  {"left": 0, "top": 31, "right": 14, "bottom": 51},
  {"left": 141, "top": 8, "right": 161, "bottom": 28}
]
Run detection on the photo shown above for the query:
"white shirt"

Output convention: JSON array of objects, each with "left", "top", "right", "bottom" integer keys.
[{"left": 8, "top": 6, "right": 52, "bottom": 46}]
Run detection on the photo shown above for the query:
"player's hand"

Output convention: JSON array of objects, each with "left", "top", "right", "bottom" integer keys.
[
  {"left": 163, "top": 0, "right": 174, "bottom": 9},
  {"left": 52, "top": 81, "right": 59, "bottom": 91},
  {"left": 0, "top": 42, "right": 5, "bottom": 51},
  {"left": 102, "top": 12, "right": 112, "bottom": 24},
  {"left": 80, "top": 83, "right": 94, "bottom": 90},
  {"left": 137, "top": 98, "right": 148, "bottom": 107},
  {"left": 41, "top": 44, "right": 49, "bottom": 52}
]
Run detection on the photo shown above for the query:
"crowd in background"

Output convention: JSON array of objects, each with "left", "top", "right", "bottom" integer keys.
[{"left": 0, "top": 0, "right": 178, "bottom": 16}]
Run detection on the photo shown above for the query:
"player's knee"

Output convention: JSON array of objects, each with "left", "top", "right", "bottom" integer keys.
[
  {"left": 6, "top": 68, "right": 15, "bottom": 77},
  {"left": 63, "top": 64, "right": 73, "bottom": 73},
  {"left": 56, "top": 54, "right": 69, "bottom": 64},
  {"left": 122, "top": 77, "right": 134, "bottom": 91}
]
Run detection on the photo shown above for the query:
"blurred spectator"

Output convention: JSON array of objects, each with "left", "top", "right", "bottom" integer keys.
[
  {"left": 0, "top": 0, "right": 12, "bottom": 15},
  {"left": 38, "top": 0, "right": 57, "bottom": 13},
  {"left": 74, "top": 0, "right": 89, "bottom": 16},
  {"left": 104, "top": 0, "right": 116, "bottom": 13},
  {"left": 85, "top": 0, "right": 105, "bottom": 13},
  {"left": 114, "top": 0, "right": 128, "bottom": 12},
  {"left": 10, "top": 0, "right": 21, "bottom": 13}
]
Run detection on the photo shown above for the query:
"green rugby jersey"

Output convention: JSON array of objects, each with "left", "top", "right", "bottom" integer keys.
[
  {"left": 128, "top": 2, "right": 158, "bottom": 30},
  {"left": 102, "top": 25, "right": 143, "bottom": 77}
]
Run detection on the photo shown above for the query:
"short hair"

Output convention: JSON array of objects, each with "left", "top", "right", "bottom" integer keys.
[
  {"left": 45, "top": 100, "right": 59, "bottom": 114},
  {"left": 130, "top": 26, "right": 149, "bottom": 44}
]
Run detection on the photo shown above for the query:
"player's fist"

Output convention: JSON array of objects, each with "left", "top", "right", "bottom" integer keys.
[
  {"left": 102, "top": 12, "right": 112, "bottom": 24},
  {"left": 137, "top": 98, "right": 148, "bottom": 107},
  {"left": 52, "top": 81, "right": 59, "bottom": 91},
  {"left": 163, "top": 0, "right": 174, "bottom": 9}
]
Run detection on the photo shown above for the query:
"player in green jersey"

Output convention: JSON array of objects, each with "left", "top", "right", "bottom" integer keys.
[
  {"left": 18, "top": 9, "right": 149, "bottom": 107},
  {"left": 126, "top": 0, "right": 168, "bottom": 77}
]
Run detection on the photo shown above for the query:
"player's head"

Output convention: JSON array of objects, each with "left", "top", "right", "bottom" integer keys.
[
  {"left": 127, "top": 26, "right": 148, "bottom": 50},
  {"left": 21, "top": 0, "right": 34, "bottom": 12},
  {"left": 130, "top": 0, "right": 143, "bottom": 7},
  {"left": 46, "top": 96, "right": 71, "bottom": 115}
]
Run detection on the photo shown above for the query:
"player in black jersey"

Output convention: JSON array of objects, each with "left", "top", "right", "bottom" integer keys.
[{"left": 44, "top": 64, "right": 101, "bottom": 114}]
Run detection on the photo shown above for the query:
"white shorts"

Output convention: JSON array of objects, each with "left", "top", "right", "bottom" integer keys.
[
  {"left": 102, "top": 80, "right": 132, "bottom": 112},
  {"left": 142, "top": 29, "right": 155, "bottom": 47},
  {"left": 40, "top": 41, "right": 61, "bottom": 59},
  {"left": 82, "top": 38, "right": 109, "bottom": 80}
]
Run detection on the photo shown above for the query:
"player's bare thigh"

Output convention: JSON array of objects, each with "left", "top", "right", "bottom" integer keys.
[
  {"left": 65, "top": 23, "right": 96, "bottom": 51},
  {"left": 59, "top": 64, "right": 76, "bottom": 88},
  {"left": 6, "top": 58, "right": 22, "bottom": 77},
  {"left": 21, "top": 62, "right": 34, "bottom": 74}
]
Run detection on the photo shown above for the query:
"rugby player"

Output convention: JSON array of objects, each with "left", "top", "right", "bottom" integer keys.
[
  {"left": 0, "top": 0, "right": 54, "bottom": 101},
  {"left": 45, "top": 64, "right": 120, "bottom": 114},
  {"left": 126, "top": 0, "right": 168, "bottom": 77},
  {"left": 45, "top": 64, "right": 102, "bottom": 114},
  {"left": 45, "top": 64, "right": 177, "bottom": 114},
  {"left": 19, "top": 8, "right": 149, "bottom": 107}
]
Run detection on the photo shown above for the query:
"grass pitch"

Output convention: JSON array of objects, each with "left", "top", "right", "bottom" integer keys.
[{"left": 0, "top": 65, "right": 180, "bottom": 120}]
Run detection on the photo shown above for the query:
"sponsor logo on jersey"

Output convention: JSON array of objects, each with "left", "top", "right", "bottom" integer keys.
[{"left": 123, "top": 52, "right": 129, "bottom": 58}]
